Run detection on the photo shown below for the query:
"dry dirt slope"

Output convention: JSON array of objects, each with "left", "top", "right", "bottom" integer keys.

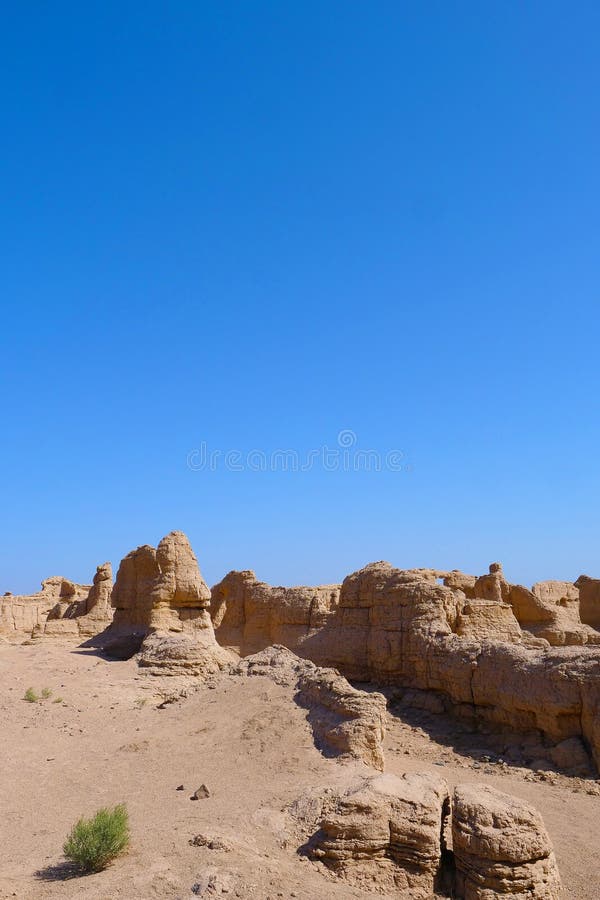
[{"left": 0, "top": 641, "right": 598, "bottom": 899}]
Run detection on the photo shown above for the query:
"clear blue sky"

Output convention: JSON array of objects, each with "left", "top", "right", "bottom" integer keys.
[{"left": 2, "top": 2, "right": 599, "bottom": 594}]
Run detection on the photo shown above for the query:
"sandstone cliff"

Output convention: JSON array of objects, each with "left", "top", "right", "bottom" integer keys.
[{"left": 212, "top": 560, "right": 600, "bottom": 769}]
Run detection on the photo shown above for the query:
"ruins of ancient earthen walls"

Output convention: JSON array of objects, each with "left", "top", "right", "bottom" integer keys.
[
  {"left": 211, "top": 561, "right": 600, "bottom": 768},
  {"left": 0, "top": 576, "right": 91, "bottom": 637},
  {"left": 102, "top": 530, "right": 231, "bottom": 674}
]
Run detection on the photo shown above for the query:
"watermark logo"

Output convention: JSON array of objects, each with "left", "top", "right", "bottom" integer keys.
[{"left": 187, "top": 430, "right": 408, "bottom": 473}]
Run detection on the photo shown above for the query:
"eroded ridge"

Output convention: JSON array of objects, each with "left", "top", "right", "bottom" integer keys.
[{"left": 234, "top": 645, "right": 387, "bottom": 770}]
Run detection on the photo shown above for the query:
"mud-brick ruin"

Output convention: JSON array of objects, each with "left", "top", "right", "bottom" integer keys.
[{"left": 4, "top": 529, "right": 600, "bottom": 897}]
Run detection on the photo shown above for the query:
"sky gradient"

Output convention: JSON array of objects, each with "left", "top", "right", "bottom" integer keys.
[{"left": 2, "top": 2, "right": 599, "bottom": 593}]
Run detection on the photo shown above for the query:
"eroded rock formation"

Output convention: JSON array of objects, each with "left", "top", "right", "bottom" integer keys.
[
  {"left": 1, "top": 533, "right": 583, "bottom": 898},
  {"left": 477, "top": 564, "right": 599, "bottom": 647},
  {"left": 110, "top": 531, "right": 212, "bottom": 633},
  {"left": 234, "top": 646, "right": 386, "bottom": 770},
  {"left": 78, "top": 561, "right": 114, "bottom": 635},
  {"left": 211, "top": 570, "right": 340, "bottom": 661},
  {"left": 103, "top": 531, "right": 232, "bottom": 675},
  {"left": 305, "top": 772, "right": 450, "bottom": 898},
  {"left": 452, "top": 784, "right": 561, "bottom": 898},
  {"left": 300, "top": 775, "right": 561, "bottom": 899},
  {"left": 0, "top": 576, "right": 91, "bottom": 638},
  {"left": 213, "top": 561, "right": 600, "bottom": 770},
  {"left": 575, "top": 575, "right": 600, "bottom": 630},
  {"left": 44, "top": 562, "right": 114, "bottom": 637}
]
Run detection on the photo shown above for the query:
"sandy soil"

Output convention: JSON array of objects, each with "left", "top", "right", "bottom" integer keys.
[{"left": 0, "top": 641, "right": 598, "bottom": 899}]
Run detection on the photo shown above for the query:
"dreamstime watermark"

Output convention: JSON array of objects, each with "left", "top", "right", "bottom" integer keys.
[{"left": 187, "top": 430, "right": 409, "bottom": 473}]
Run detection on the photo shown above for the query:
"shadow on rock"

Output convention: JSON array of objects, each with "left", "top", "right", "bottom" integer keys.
[{"left": 385, "top": 687, "right": 597, "bottom": 780}]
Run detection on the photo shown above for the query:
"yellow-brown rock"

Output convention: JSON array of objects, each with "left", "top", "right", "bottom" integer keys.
[
  {"left": 575, "top": 575, "right": 600, "bottom": 629},
  {"left": 235, "top": 645, "right": 386, "bottom": 769},
  {"left": 0, "top": 576, "right": 91, "bottom": 638},
  {"left": 44, "top": 562, "right": 114, "bottom": 638},
  {"left": 212, "top": 560, "right": 600, "bottom": 770},
  {"left": 211, "top": 570, "right": 340, "bottom": 661},
  {"left": 307, "top": 772, "right": 450, "bottom": 898},
  {"left": 452, "top": 784, "right": 561, "bottom": 898},
  {"left": 105, "top": 531, "right": 230, "bottom": 676}
]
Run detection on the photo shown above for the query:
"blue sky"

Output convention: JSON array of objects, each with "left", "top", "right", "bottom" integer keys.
[{"left": 1, "top": 2, "right": 599, "bottom": 593}]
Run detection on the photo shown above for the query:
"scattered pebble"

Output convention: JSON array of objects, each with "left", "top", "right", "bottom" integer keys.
[{"left": 191, "top": 784, "right": 210, "bottom": 800}]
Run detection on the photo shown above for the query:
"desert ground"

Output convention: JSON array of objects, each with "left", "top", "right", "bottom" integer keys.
[{"left": 1, "top": 639, "right": 598, "bottom": 900}]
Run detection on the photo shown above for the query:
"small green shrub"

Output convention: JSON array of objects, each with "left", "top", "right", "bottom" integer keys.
[
  {"left": 53, "top": 696, "right": 63, "bottom": 704},
  {"left": 24, "top": 687, "right": 39, "bottom": 702},
  {"left": 63, "top": 804, "right": 130, "bottom": 872},
  {"left": 41, "top": 687, "right": 53, "bottom": 699}
]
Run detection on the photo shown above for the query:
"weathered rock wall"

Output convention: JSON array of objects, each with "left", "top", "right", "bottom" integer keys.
[
  {"left": 452, "top": 784, "right": 561, "bottom": 898},
  {"left": 0, "top": 576, "right": 91, "bottom": 638},
  {"left": 576, "top": 575, "right": 600, "bottom": 630},
  {"left": 306, "top": 772, "right": 450, "bottom": 898},
  {"left": 210, "top": 570, "right": 340, "bottom": 660},
  {"left": 301, "top": 775, "right": 560, "bottom": 899},
  {"left": 44, "top": 563, "right": 114, "bottom": 637},
  {"left": 234, "top": 646, "right": 387, "bottom": 770},
  {"left": 212, "top": 561, "right": 600, "bottom": 768}
]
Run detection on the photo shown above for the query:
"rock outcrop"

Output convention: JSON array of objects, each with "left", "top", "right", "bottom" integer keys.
[
  {"left": 211, "top": 571, "right": 340, "bottom": 661},
  {"left": 575, "top": 575, "right": 600, "bottom": 630},
  {"left": 443, "top": 570, "right": 478, "bottom": 596},
  {"left": 138, "top": 630, "right": 231, "bottom": 677},
  {"left": 44, "top": 563, "right": 114, "bottom": 637},
  {"left": 478, "top": 565, "right": 600, "bottom": 647},
  {"left": 461, "top": 563, "right": 596, "bottom": 647},
  {"left": 305, "top": 772, "right": 450, "bottom": 898},
  {"left": 213, "top": 561, "right": 600, "bottom": 770},
  {"left": 533, "top": 580, "right": 579, "bottom": 606},
  {"left": 235, "top": 646, "right": 386, "bottom": 770},
  {"left": 102, "top": 531, "right": 232, "bottom": 675},
  {"left": 445, "top": 565, "right": 599, "bottom": 647},
  {"left": 301, "top": 776, "right": 560, "bottom": 899},
  {"left": 77, "top": 562, "right": 114, "bottom": 635},
  {"left": 111, "top": 531, "right": 211, "bottom": 634},
  {"left": 0, "top": 576, "right": 91, "bottom": 638},
  {"left": 452, "top": 784, "right": 561, "bottom": 898},
  {"left": 453, "top": 599, "right": 522, "bottom": 643}
]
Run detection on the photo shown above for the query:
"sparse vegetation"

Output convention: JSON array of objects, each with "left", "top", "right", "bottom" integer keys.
[
  {"left": 53, "top": 696, "right": 63, "bottom": 704},
  {"left": 23, "top": 686, "right": 55, "bottom": 702},
  {"left": 63, "top": 804, "right": 130, "bottom": 872}
]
